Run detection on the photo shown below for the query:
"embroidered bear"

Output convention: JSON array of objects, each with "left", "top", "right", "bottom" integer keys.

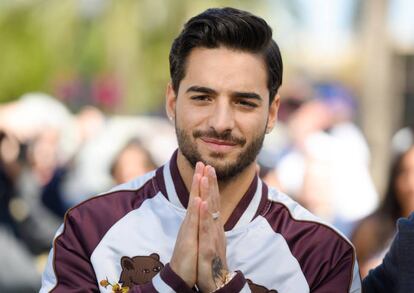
[
  {"left": 247, "top": 279, "right": 278, "bottom": 293},
  {"left": 119, "top": 253, "right": 164, "bottom": 287}
]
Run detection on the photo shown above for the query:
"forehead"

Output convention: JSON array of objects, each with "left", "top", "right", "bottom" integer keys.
[{"left": 180, "top": 47, "right": 268, "bottom": 97}]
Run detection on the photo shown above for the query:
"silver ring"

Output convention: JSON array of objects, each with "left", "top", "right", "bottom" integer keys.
[{"left": 211, "top": 211, "right": 220, "bottom": 220}]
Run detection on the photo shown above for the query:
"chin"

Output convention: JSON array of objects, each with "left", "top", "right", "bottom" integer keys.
[{"left": 204, "top": 149, "right": 239, "bottom": 163}]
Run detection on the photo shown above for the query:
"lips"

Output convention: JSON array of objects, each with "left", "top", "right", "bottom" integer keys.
[
  {"left": 200, "top": 137, "right": 239, "bottom": 153},
  {"left": 201, "top": 137, "right": 237, "bottom": 146}
]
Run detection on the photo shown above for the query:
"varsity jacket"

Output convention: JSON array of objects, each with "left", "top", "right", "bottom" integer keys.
[{"left": 40, "top": 151, "right": 361, "bottom": 292}]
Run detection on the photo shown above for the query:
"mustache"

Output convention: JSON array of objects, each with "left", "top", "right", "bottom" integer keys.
[{"left": 193, "top": 129, "right": 246, "bottom": 146}]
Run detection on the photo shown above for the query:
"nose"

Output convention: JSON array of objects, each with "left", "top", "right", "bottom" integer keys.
[{"left": 208, "top": 98, "right": 235, "bottom": 133}]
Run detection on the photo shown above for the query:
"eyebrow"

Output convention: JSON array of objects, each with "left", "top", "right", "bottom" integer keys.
[
  {"left": 186, "top": 86, "right": 217, "bottom": 95},
  {"left": 231, "top": 91, "right": 262, "bottom": 101},
  {"left": 186, "top": 86, "right": 262, "bottom": 101}
]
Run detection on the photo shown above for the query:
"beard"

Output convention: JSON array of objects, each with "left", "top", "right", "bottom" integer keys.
[{"left": 176, "top": 124, "right": 266, "bottom": 183}]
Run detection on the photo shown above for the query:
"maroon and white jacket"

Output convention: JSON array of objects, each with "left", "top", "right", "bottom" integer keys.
[{"left": 41, "top": 152, "right": 361, "bottom": 292}]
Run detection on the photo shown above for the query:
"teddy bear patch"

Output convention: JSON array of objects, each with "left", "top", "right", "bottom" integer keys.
[
  {"left": 118, "top": 253, "right": 164, "bottom": 287},
  {"left": 247, "top": 279, "right": 278, "bottom": 293}
]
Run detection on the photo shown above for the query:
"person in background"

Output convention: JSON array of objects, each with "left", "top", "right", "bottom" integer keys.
[
  {"left": 275, "top": 83, "right": 378, "bottom": 236},
  {"left": 110, "top": 138, "right": 157, "bottom": 184},
  {"left": 0, "top": 131, "right": 41, "bottom": 292},
  {"left": 352, "top": 144, "right": 414, "bottom": 277},
  {"left": 362, "top": 212, "right": 414, "bottom": 292}
]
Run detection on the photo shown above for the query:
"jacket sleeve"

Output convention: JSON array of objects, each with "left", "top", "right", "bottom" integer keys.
[
  {"left": 137, "top": 265, "right": 251, "bottom": 293},
  {"left": 311, "top": 246, "right": 361, "bottom": 293},
  {"left": 39, "top": 219, "right": 99, "bottom": 292},
  {"left": 40, "top": 216, "right": 177, "bottom": 293},
  {"left": 362, "top": 212, "right": 414, "bottom": 293}
]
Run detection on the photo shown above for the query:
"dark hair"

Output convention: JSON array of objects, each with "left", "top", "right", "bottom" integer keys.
[
  {"left": 110, "top": 138, "right": 157, "bottom": 177},
  {"left": 169, "top": 7, "right": 283, "bottom": 103},
  {"left": 351, "top": 145, "right": 414, "bottom": 263},
  {"left": 378, "top": 145, "right": 414, "bottom": 221}
]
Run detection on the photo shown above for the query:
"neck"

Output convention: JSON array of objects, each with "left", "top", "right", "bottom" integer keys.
[{"left": 176, "top": 150, "right": 257, "bottom": 223}]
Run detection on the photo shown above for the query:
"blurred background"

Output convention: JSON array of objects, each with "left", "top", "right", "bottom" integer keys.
[{"left": 0, "top": 0, "right": 414, "bottom": 291}]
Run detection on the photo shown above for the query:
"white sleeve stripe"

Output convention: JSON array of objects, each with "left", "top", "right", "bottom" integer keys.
[
  {"left": 240, "top": 282, "right": 252, "bottom": 292},
  {"left": 349, "top": 261, "right": 362, "bottom": 293},
  {"left": 40, "top": 224, "right": 64, "bottom": 292},
  {"left": 152, "top": 273, "right": 176, "bottom": 293}
]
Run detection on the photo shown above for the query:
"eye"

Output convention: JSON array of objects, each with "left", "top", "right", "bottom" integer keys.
[
  {"left": 236, "top": 99, "right": 257, "bottom": 108},
  {"left": 191, "top": 95, "right": 211, "bottom": 102},
  {"left": 153, "top": 266, "right": 161, "bottom": 272},
  {"left": 142, "top": 269, "right": 150, "bottom": 274}
]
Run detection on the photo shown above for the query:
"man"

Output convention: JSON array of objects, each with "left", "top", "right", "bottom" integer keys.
[{"left": 41, "top": 7, "right": 361, "bottom": 292}]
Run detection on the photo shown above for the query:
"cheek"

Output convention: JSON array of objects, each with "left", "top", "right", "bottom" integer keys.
[
  {"left": 238, "top": 115, "right": 267, "bottom": 135},
  {"left": 395, "top": 173, "right": 413, "bottom": 202},
  {"left": 176, "top": 103, "right": 205, "bottom": 125},
  {"left": 396, "top": 176, "right": 405, "bottom": 200}
]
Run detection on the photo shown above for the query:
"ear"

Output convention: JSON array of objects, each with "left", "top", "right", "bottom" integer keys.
[
  {"left": 266, "top": 94, "right": 280, "bottom": 133},
  {"left": 149, "top": 253, "right": 160, "bottom": 261},
  {"left": 165, "top": 82, "right": 177, "bottom": 121},
  {"left": 121, "top": 257, "right": 135, "bottom": 270}
]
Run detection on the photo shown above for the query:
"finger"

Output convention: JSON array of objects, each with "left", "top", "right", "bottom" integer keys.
[
  {"left": 199, "top": 200, "right": 213, "bottom": 245},
  {"left": 185, "top": 171, "right": 201, "bottom": 228},
  {"left": 188, "top": 196, "right": 201, "bottom": 229},
  {"left": 202, "top": 164, "right": 209, "bottom": 177},
  {"left": 200, "top": 175, "right": 209, "bottom": 202},
  {"left": 189, "top": 171, "right": 201, "bottom": 202},
  {"left": 188, "top": 161, "right": 204, "bottom": 203},
  {"left": 207, "top": 167, "right": 220, "bottom": 214},
  {"left": 200, "top": 165, "right": 210, "bottom": 202},
  {"left": 178, "top": 196, "right": 200, "bottom": 244},
  {"left": 195, "top": 161, "right": 205, "bottom": 176}
]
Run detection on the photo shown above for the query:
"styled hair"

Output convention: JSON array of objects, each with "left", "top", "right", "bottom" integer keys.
[{"left": 169, "top": 7, "right": 283, "bottom": 103}]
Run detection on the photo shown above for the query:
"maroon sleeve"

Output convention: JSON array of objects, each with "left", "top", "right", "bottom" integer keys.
[
  {"left": 265, "top": 203, "right": 359, "bottom": 293},
  {"left": 51, "top": 216, "right": 182, "bottom": 293},
  {"left": 158, "top": 263, "right": 194, "bottom": 292},
  {"left": 310, "top": 247, "right": 357, "bottom": 293},
  {"left": 137, "top": 264, "right": 247, "bottom": 293},
  {"left": 50, "top": 213, "right": 99, "bottom": 292},
  {"left": 47, "top": 183, "right": 157, "bottom": 292}
]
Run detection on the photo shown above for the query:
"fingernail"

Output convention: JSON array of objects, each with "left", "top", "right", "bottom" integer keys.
[{"left": 196, "top": 162, "right": 204, "bottom": 173}]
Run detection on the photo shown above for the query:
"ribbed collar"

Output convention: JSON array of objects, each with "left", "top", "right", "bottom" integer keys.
[{"left": 155, "top": 150, "right": 269, "bottom": 231}]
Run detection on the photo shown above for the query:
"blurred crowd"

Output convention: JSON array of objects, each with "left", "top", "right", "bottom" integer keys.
[
  {"left": 0, "top": 93, "right": 176, "bottom": 292},
  {"left": 1, "top": 80, "right": 413, "bottom": 291}
]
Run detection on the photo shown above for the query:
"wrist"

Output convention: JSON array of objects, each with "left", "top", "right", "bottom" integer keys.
[
  {"left": 210, "top": 271, "right": 236, "bottom": 292},
  {"left": 160, "top": 263, "right": 194, "bottom": 293}
]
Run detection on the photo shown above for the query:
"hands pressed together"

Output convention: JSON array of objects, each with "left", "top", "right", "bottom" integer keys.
[{"left": 170, "top": 162, "right": 229, "bottom": 292}]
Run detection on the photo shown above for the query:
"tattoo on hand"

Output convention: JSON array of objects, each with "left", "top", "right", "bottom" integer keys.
[{"left": 212, "top": 256, "right": 225, "bottom": 287}]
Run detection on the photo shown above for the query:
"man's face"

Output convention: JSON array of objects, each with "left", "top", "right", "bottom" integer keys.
[{"left": 166, "top": 47, "right": 279, "bottom": 182}]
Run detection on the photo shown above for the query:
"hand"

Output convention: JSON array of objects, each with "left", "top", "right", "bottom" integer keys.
[
  {"left": 197, "top": 166, "right": 228, "bottom": 292},
  {"left": 170, "top": 162, "right": 204, "bottom": 287}
]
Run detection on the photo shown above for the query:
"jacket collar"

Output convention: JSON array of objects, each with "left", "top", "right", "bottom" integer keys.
[{"left": 155, "top": 150, "right": 269, "bottom": 231}]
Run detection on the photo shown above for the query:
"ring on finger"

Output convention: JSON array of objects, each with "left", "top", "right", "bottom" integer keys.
[{"left": 211, "top": 211, "right": 220, "bottom": 220}]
